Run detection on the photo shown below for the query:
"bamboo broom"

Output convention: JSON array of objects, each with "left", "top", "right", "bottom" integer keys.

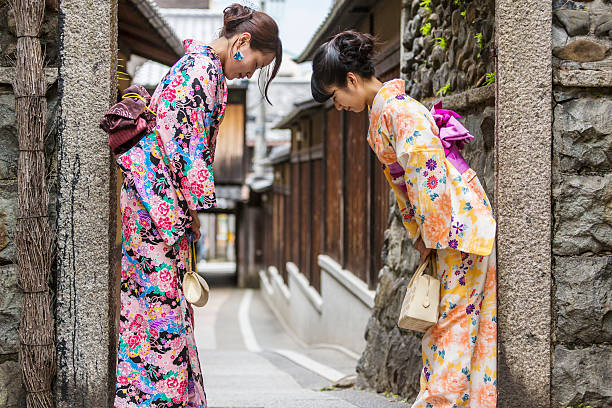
[{"left": 11, "top": 0, "right": 55, "bottom": 406}]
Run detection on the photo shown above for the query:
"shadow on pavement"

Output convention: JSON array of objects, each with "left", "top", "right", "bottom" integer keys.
[{"left": 201, "top": 270, "right": 238, "bottom": 288}]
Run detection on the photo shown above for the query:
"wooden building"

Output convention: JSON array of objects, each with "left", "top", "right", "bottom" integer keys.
[{"left": 258, "top": 0, "right": 402, "bottom": 354}]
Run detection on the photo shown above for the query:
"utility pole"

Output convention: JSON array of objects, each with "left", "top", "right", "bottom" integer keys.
[{"left": 253, "top": 0, "right": 267, "bottom": 178}]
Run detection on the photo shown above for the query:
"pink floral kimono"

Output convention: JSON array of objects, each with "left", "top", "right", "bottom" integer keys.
[
  {"left": 368, "top": 79, "right": 497, "bottom": 408},
  {"left": 114, "top": 39, "right": 227, "bottom": 408}
]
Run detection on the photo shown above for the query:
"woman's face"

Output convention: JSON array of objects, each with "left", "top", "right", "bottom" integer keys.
[
  {"left": 225, "top": 33, "right": 275, "bottom": 80},
  {"left": 326, "top": 73, "right": 368, "bottom": 113}
]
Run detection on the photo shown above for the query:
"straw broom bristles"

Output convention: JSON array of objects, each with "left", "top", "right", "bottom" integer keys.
[{"left": 11, "top": 0, "right": 55, "bottom": 406}]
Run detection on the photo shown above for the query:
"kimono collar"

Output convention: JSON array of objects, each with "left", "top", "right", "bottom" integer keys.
[
  {"left": 183, "top": 39, "right": 216, "bottom": 56},
  {"left": 182, "top": 38, "right": 227, "bottom": 87},
  {"left": 370, "top": 79, "right": 406, "bottom": 119}
]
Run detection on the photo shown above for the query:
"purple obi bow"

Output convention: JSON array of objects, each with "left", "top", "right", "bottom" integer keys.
[{"left": 430, "top": 101, "right": 473, "bottom": 174}]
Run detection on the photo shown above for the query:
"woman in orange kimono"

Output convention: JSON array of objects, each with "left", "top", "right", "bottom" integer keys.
[{"left": 311, "top": 31, "right": 497, "bottom": 408}]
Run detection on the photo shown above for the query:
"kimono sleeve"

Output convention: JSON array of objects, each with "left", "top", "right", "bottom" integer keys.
[
  {"left": 384, "top": 101, "right": 452, "bottom": 250},
  {"left": 380, "top": 163, "right": 420, "bottom": 240},
  {"left": 157, "top": 59, "right": 219, "bottom": 211}
]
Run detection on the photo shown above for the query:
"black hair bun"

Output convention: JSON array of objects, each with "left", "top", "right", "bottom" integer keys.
[
  {"left": 310, "top": 30, "right": 377, "bottom": 103},
  {"left": 223, "top": 3, "right": 254, "bottom": 34},
  {"left": 333, "top": 31, "right": 376, "bottom": 67}
]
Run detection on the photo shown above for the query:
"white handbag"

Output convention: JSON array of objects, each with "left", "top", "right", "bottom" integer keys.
[
  {"left": 398, "top": 255, "right": 440, "bottom": 332},
  {"left": 182, "top": 240, "right": 210, "bottom": 307}
]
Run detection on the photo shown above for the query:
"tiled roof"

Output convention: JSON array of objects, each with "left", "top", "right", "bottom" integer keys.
[
  {"left": 134, "top": 8, "right": 224, "bottom": 86},
  {"left": 129, "top": 0, "right": 183, "bottom": 56}
]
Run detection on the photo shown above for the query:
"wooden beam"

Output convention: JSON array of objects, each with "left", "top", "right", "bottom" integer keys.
[{"left": 120, "top": 36, "right": 178, "bottom": 67}]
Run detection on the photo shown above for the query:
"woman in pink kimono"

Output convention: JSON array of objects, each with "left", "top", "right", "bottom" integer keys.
[
  {"left": 114, "top": 5, "right": 282, "bottom": 408},
  {"left": 311, "top": 31, "right": 497, "bottom": 408}
]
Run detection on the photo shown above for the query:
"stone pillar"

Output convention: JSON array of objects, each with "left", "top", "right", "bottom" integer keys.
[
  {"left": 55, "top": 0, "right": 118, "bottom": 406},
  {"left": 495, "top": 0, "right": 552, "bottom": 406}
]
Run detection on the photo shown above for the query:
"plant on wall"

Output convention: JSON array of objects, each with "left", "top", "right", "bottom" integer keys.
[
  {"left": 436, "top": 83, "right": 451, "bottom": 97},
  {"left": 435, "top": 37, "right": 448, "bottom": 49},
  {"left": 420, "top": 22, "right": 432, "bottom": 36},
  {"left": 475, "top": 32, "right": 485, "bottom": 57},
  {"left": 475, "top": 32, "right": 485, "bottom": 48},
  {"left": 484, "top": 72, "right": 495, "bottom": 86},
  {"left": 419, "top": 0, "right": 432, "bottom": 14},
  {"left": 418, "top": 0, "right": 434, "bottom": 37}
]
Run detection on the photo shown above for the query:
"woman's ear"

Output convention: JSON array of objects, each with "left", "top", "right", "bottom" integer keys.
[
  {"left": 239, "top": 32, "right": 252, "bottom": 48},
  {"left": 346, "top": 72, "right": 359, "bottom": 89}
]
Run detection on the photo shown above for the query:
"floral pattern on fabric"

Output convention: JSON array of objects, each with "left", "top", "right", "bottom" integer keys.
[
  {"left": 367, "top": 79, "right": 497, "bottom": 407},
  {"left": 414, "top": 248, "right": 497, "bottom": 408},
  {"left": 114, "top": 39, "right": 227, "bottom": 408},
  {"left": 368, "top": 79, "right": 496, "bottom": 256},
  {"left": 117, "top": 39, "right": 227, "bottom": 247}
]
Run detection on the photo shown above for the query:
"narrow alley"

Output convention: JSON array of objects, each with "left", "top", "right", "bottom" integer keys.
[{"left": 193, "top": 270, "right": 410, "bottom": 408}]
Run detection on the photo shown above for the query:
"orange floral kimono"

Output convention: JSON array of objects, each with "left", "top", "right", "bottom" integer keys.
[{"left": 368, "top": 79, "right": 497, "bottom": 408}]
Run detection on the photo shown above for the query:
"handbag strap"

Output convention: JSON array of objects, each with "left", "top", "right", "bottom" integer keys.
[
  {"left": 407, "top": 257, "right": 429, "bottom": 289},
  {"left": 188, "top": 239, "right": 198, "bottom": 275},
  {"left": 422, "top": 253, "right": 437, "bottom": 308}
]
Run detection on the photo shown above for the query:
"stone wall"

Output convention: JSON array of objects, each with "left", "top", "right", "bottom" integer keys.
[
  {"left": 551, "top": 1, "right": 612, "bottom": 407},
  {"left": 0, "top": 2, "right": 59, "bottom": 407},
  {"left": 356, "top": 0, "right": 496, "bottom": 398},
  {"left": 401, "top": 0, "right": 495, "bottom": 100}
]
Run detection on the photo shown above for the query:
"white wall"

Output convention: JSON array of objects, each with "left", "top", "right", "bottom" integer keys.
[{"left": 259, "top": 255, "right": 375, "bottom": 354}]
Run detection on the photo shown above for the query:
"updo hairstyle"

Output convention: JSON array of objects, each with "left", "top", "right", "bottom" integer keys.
[
  {"left": 222, "top": 3, "right": 283, "bottom": 104},
  {"left": 311, "top": 30, "right": 377, "bottom": 103}
]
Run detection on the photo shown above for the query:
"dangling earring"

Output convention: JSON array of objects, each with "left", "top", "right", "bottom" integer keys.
[{"left": 233, "top": 51, "right": 244, "bottom": 61}]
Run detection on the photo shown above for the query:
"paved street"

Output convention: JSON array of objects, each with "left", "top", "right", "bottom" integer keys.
[{"left": 193, "top": 268, "right": 411, "bottom": 408}]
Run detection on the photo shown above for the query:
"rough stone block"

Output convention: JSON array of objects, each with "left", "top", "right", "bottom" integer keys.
[
  {"left": 0, "top": 94, "right": 17, "bottom": 181},
  {"left": 553, "top": 1, "right": 586, "bottom": 11},
  {"left": 553, "top": 23, "right": 570, "bottom": 47},
  {"left": 595, "top": 13, "right": 612, "bottom": 37},
  {"left": 553, "top": 174, "right": 612, "bottom": 256},
  {"left": 0, "top": 360, "right": 25, "bottom": 408},
  {"left": 0, "top": 265, "right": 21, "bottom": 355},
  {"left": 553, "top": 95, "right": 612, "bottom": 173},
  {"left": 462, "top": 107, "right": 496, "bottom": 205},
  {"left": 357, "top": 316, "right": 422, "bottom": 398},
  {"left": 554, "top": 256, "right": 611, "bottom": 344},
  {"left": 552, "top": 345, "right": 612, "bottom": 408},
  {"left": 0, "top": 180, "right": 16, "bottom": 263},
  {"left": 554, "top": 9, "right": 590, "bottom": 36},
  {"left": 553, "top": 39, "right": 610, "bottom": 62}
]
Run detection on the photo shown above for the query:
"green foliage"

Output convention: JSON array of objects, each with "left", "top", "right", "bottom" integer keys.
[
  {"left": 419, "top": 0, "right": 432, "bottom": 13},
  {"left": 436, "top": 83, "right": 451, "bottom": 97},
  {"left": 567, "top": 404, "right": 595, "bottom": 408},
  {"left": 460, "top": 10, "right": 466, "bottom": 17},
  {"left": 475, "top": 32, "right": 485, "bottom": 49},
  {"left": 484, "top": 72, "right": 495, "bottom": 86},
  {"left": 454, "top": 0, "right": 463, "bottom": 5},
  {"left": 420, "top": 22, "right": 432, "bottom": 36},
  {"left": 435, "top": 37, "right": 448, "bottom": 49}
]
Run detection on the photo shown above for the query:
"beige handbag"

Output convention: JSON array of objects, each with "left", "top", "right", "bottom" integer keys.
[
  {"left": 182, "top": 240, "right": 210, "bottom": 307},
  {"left": 398, "top": 255, "right": 440, "bottom": 332}
]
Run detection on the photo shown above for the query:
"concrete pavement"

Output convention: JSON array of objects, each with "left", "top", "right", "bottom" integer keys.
[{"left": 192, "top": 270, "right": 411, "bottom": 408}]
